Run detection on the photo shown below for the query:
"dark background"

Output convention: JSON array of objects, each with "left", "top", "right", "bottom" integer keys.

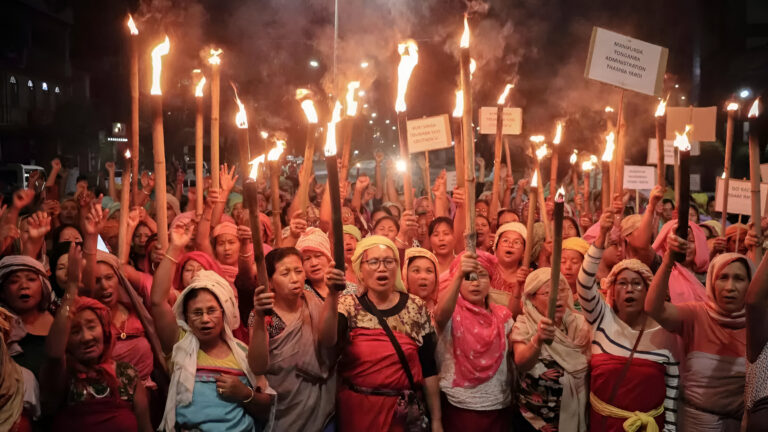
[{"left": 0, "top": 0, "right": 766, "bottom": 193}]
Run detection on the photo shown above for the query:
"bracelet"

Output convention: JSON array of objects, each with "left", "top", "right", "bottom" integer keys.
[
  {"left": 142, "top": 190, "right": 151, "bottom": 195},
  {"left": 239, "top": 251, "right": 253, "bottom": 258},
  {"left": 82, "top": 248, "right": 96, "bottom": 255},
  {"left": 164, "top": 253, "right": 179, "bottom": 264},
  {"left": 242, "top": 386, "right": 255, "bottom": 404}
]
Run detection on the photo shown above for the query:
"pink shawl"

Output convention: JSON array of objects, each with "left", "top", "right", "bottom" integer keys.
[
  {"left": 444, "top": 250, "right": 511, "bottom": 387},
  {"left": 704, "top": 253, "right": 753, "bottom": 328},
  {"left": 652, "top": 220, "right": 710, "bottom": 304}
]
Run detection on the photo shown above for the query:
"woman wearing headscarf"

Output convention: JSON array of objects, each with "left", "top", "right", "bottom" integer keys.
[
  {"left": 150, "top": 220, "right": 274, "bottom": 431},
  {"left": 746, "top": 245, "right": 768, "bottom": 430},
  {"left": 403, "top": 248, "right": 439, "bottom": 313},
  {"left": 489, "top": 222, "right": 529, "bottom": 313},
  {"left": 248, "top": 247, "right": 337, "bottom": 431},
  {"left": 343, "top": 225, "right": 362, "bottom": 285},
  {"left": 652, "top": 220, "right": 710, "bottom": 304},
  {"left": 725, "top": 224, "right": 748, "bottom": 255},
  {"left": 297, "top": 227, "right": 356, "bottom": 300},
  {"left": 646, "top": 237, "right": 751, "bottom": 431},
  {"left": 42, "top": 292, "right": 152, "bottom": 431},
  {"left": 511, "top": 267, "right": 591, "bottom": 432},
  {"left": 1, "top": 306, "right": 40, "bottom": 432},
  {"left": 0, "top": 255, "right": 55, "bottom": 378},
  {"left": 560, "top": 236, "right": 589, "bottom": 296},
  {"left": 578, "top": 211, "right": 680, "bottom": 431},
  {"left": 433, "top": 251, "right": 514, "bottom": 431},
  {"left": 320, "top": 235, "right": 442, "bottom": 431}
]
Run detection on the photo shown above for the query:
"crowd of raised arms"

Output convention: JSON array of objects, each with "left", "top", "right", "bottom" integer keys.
[{"left": 2, "top": 153, "right": 768, "bottom": 432}]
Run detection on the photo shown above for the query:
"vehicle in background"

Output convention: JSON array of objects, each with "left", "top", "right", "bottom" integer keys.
[{"left": 0, "top": 164, "right": 47, "bottom": 200}]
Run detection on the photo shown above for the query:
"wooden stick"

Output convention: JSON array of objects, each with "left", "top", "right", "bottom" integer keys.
[
  {"left": 396, "top": 112, "right": 414, "bottom": 211},
  {"left": 423, "top": 151, "right": 433, "bottom": 210},
  {"left": 489, "top": 104, "right": 504, "bottom": 223},
  {"left": 522, "top": 180, "right": 538, "bottom": 269},
  {"left": 118, "top": 154, "right": 132, "bottom": 263},
  {"left": 297, "top": 125, "right": 317, "bottom": 212},
  {"left": 129, "top": 33, "right": 140, "bottom": 204},
  {"left": 210, "top": 63, "right": 220, "bottom": 190},
  {"left": 749, "top": 115, "right": 763, "bottom": 262},
  {"left": 460, "top": 46, "right": 476, "bottom": 255},
  {"left": 451, "top": 116, "right": 465, "bottom": 189},
  {"left": 152, "top": 95, "right": 168, "bottom": 250},
  {"left": 613, "top": 89, "right": 626, "bottom": 202},
  {"left": 655, "top": 116, "right": 666, "bottom": 186},
  {"left": 270, "top": 161, "right": 282, "bottom": 247},
  {"left": 195, "top": 96, "right": 204, "bottom": 216}
]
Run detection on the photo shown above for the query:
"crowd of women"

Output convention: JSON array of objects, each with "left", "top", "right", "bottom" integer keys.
[{"left": 1, "top": 155, "right": 767, "bottom": 432}]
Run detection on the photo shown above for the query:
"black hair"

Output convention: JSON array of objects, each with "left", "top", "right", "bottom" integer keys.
[
  {"left": 76, "top": 175, "right": 88, "bottom": 183},
  {"left": 476, "top": 198, "right": 490, "bottom": 207},
  {"left": 476, "top": 214, "right": 491, "bottom": 226},
  {"left": 50, "top": 224, "right": 82, "bottom": 246},
  {"left": 48, "top": 241, "right": 74, "bottom": 298},
  {"left": 373, "top": 215, "right": 400, "bottom": 233},
  {"left": 662, "top": 198, "right": 675, "bottom": 209},
  {"left": 497, "top": 208, "right": 519, "bottom": 223},
  {"left": 182, "top": 288, "right": 223, "bottom": 318},
  {"left": 372, "top": 206, "right": 393, "bottom": 217},
  {"left": 428, "top": 216, "right": 453, "bottom": 237},
  {"left": 265, "top": 247, "right": 303, "bottom": 279}
]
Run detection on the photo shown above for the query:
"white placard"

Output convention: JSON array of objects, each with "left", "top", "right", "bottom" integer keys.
[
  {"left": 690, "top": 174, "right": 701, "bottom": 192},
  {"left": 406, "top": 115, "right": 452, "bottom": 153},
  {"left": 478, "top": 107, "right": 523, "bottom": 135},
  {"left": 646, "top": 138, "right": 701, "bottom": 165},
  {"left": 585, "top": 27, "right": 668, "bottom": 96},
  {"left": 623, "top": 165, "right": 656, "bottom": 190},
  {"left": 714, "top": 177, "right": 768, "bottom": 216},
  {"left": 445, "top": 171, "right": 457, "bottom": 192}
]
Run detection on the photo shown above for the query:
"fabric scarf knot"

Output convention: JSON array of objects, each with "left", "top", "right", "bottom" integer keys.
[{"left": 451, "top": 295, "right": 510, "bottom": 388}]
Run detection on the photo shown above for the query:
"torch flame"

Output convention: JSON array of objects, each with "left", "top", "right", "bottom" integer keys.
[
  {"left": 602, "top": 131, "right": 615, "bottom": 162},
  {"left": 581, "top": 160, "right": 594, "bottom": 172},
  {"left": 469, "top": 58, "right": 476, "bottom": 80},
  {"left": 497, "top": 84, "right": 513, "bottom": 105},
  {"left": 722, "top": 172, "right": 726, "bottom": 179},
  {"left": 673, "top": 125, "right": 692, "bottom": 152},
  {"left": 654, "top": 97, "right": 668, "bottom": 117},
  {"left": 260, "top": 131, "right": 269, "bottom": 139},
  {"left": 395, "top": 40, "right": 419, "bottom": 113},
  {"left": 529, "top": 135, "right": 545, "bottom": 144},
  {"left": 194, "top": 76, "right": 206, "bottom": 98},
  {"left": 460, "top": 15, "right": 470, "bottom": 48},
  {"left": 726, "top": 102, "right": 739, "bottom": 112},
  {"left": 231, "top": 84, "right": 247, "bottom": 129},
  {"left": 590, "top": 155, "right": 598, "bottom": 164},
  {"left": 127, "top": 15, "right": 139, "bottom": 35},
  {"left": 748, "top": 98, "right": 761, "bottom": 118},
  {"left": 295, "top": 88, "right": 311, "bottom": 99},
  {"left": 346, "top": 81, "right": 360, "bottom": 117},
  {"left": 300, "top": 100, "right": 319, "bottom": 124},
  {"left": 452, "top": 90, "right": 463, "bottom": 118},
  {"left": 535, "top": 144, "right": 548, "bottom": 160},
  {"left": 150, "top": 36, "right": 170, "bottom": 95},
  {"left": 555, "top": 186, "right": 566, "bottom": 202},
  {"left": 396, "top": 159, "right": 407, "bottom": 172},
  {"left": 248, "top": 155, "right": 266, "bottom": 180},
  {"left": 324, "top": 101, "right": 343, "bottom": 156},
  {"left": 570, "top": 150, "right": 578, "bottom": 165},
  {"left": 124, "top": 149, "right": 131, "bottom": 159},
  {"left": 267, "top": 140, "right": 286, "bottom": 161},
  {"left": 531, "top": 170, "right": 538, "bottom": 188},
  {"left": 208, "top": 48, "right": 222, "bottom": 66},
  {"left": 552, "top": 121, "right": 564, "bottom": 145},
  {"left": 604, "top": 106, "right": 614, "bottom": 113}
]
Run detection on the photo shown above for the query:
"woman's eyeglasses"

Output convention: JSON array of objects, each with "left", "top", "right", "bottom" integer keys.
[
  {"left": 189, "top": 307, "right": 222, "bottom": 321},
  {"left": 363, "top": 258, "right": 397, "bottom": 269}
]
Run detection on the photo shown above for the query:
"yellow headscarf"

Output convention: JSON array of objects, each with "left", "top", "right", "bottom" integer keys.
[
  {"left": 351, "top": 235, "right": 406, "bottom": 292},
  {"left": 401, "top": 247, "right": 438, "bottom": 291},
  {"left": 562, "top": 237, "right": 590, "bottom": 257}
]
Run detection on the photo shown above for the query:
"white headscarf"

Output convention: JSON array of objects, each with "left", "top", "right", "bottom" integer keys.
[{"left": 161, "top": 270, "right": 275, "bottom": 431}]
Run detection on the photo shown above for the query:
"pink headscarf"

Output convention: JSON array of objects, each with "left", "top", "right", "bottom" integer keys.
[
  {"left": 172, "top": 251, "right": 227, "bottom": 291},
  {"left": 652, "top": 220, "right": 710, "bottom": 304},
  {"left": 445, "top": 250, "right": 512, "bottom": 387},
  {"left": 704, "top": 253, "right": 753, "bottom": 328}
]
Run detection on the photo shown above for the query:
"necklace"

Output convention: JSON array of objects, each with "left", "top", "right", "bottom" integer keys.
[
  {"left": 86, "top": 383, "right": 111, "bottom": 399},
  {"left": 114, "top": 308, "right": 129, "bottom": 340}
]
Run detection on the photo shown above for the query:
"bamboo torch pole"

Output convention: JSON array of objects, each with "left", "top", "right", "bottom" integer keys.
[
  {"left": 395, "top": 41, "right": 419, "bottom": 211},
  {"left": 722, "top": 103, "right": 738, "bottom": 229},
  {"left": 126, "top": 15, "right": 140, "bottom": 204},
  {"left": 208, "top": 49, "right": 222, "bottom": 191},
  {"left": 748, "top": 99, "right": 763, "bottom": 262},
  {"left": 150, "top": 36, "right": 170, "bottom": 250},
  {"left": 296, "top": 92, "right": 319, "bottom": 212},
  {"left": 194, "top": 73, "right": 206, "bottom": 216},
  {"left": 490, "top": 84, "right": 512, "bottom": 225}
]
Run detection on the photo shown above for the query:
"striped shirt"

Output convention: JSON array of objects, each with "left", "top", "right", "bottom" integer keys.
[{"left": 577, "top": 245, "right": 681, "bottom": 431}]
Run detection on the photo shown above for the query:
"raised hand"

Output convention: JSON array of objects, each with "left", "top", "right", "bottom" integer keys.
[
  {"left": 220, "top": 163, "right": 239, "bottom": 192},
  {"left": 82, "top": 197, "right": 105, "bottom": 236},
  {"left": 452, "top": 186, "right": 465, "bottom": 207},
  {"left": 140, "top": 171, "right": 155, "bottom": 191},
  {"left": 0, "top": 224, "right": 20, "bottom": 243},
  {"left": 42, "top": 200, "right": 60, "bottom": 218},
  {"left": 205, "top": 188, "right": 221, "bottom": 209},
  {"left": 289, "top": 210, "right": 308, "bottom": 238},
  {"left": 535, "top": 317, "right": 556, "bottom": 345},
  {"left": 26, "top": 211, "right": 51, "bottom": 240},
  {"left": 252, "top": 285, "right": 275, "bottom": 319},
  {"left": 356, "top": 174, "right": 370, "bottom": 192},
  {"left": 105, "top": 161, "right": 115, "bottom": 174},
  {"left": 398, "top": 210, "right": 418, "bottom": 240},
  {"left": 127, "top": 207, "right": 141, "bottom": 229},
  {"left": 599, "top": 210, "right": 614, "bottom": 235},
  {"left": 176, "top": 169, "right": 185, "bottom": 185},
  {"left": 374, "top": 150, "right": 384, "bottom": 164},
  {"left": 51, "top": 158, "right": 62, "bottom": 172},
  {"left": 459, "top": 252, "right": 480, "bottom": 278},
  {"left": 432, "top": 170, "right": 447, "bottom": 195},
  {"left": 66, "top": 242, "right": 83, "bottom": 293},
  {"left": 169, "top": 220, "right": 193, "bottom": 249},
  {"left": 237, "top": 225, "right": 252, "bottom": 244}
]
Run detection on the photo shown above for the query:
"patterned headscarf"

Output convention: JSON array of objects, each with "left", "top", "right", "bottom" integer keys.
[
  {"left": 600, "top": 259, "right": 654, "bottom": 307},
  {"left": 68, "top": 297, "right": 120, "bottom": 396},
  {"left": 0, "top": 255, "right": 54, "bottom": 312},
  {"left": 402, "top": 248, "right": 439, "bottom": 304},
  {"left": 351, "top": 235, "right": 405, "bottom": 292},
  {"left": 493, "top": 222, "right": 527, "bottom": 251},
  {"left": 296, "top": 227, "right": 333, "bottom": 261},
  {"left": 704, "top": 253, "right": 753, "bottom": 328}
]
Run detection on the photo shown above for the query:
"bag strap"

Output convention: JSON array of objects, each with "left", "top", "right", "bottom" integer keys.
[{"left": 358, "top": 294, "right": 418, "bottom": 392}]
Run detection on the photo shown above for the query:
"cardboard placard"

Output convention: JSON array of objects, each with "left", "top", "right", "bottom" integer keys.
[
  {"left": 714, "top": 177, "right": 768, "bottom": 216},
  {"left": 406, "top": 115, "right": 452, "bottom": 153},
  {"left": 623, "top": 165, "right": 656, "bottom": 190},
  {"left": 445, "top": 171, "right": 457, "bottom": 192},
  {"left": 665, "top": 107, "right": 717, "bottom": 142},
  {"left": 646, "top": 138, "right": 701, "bottom": 165},
  {"left": 690, "top": 174, "right": 701, "bottom": 192},
  {"left": 478, "top": 107, "right": 523, "bottom": 135},
  {"left": 761, "top": 163, "right": 768, "bottom": 183},
  {"left": 584, "top": 27, "right": 668, "bottom": 96}
]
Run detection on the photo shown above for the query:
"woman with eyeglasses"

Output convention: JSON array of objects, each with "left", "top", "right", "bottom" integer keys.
[
  {"left": 320, "top": 235, "right": 442, "bottom": 431},
  {"left": 150, "top": 221, "right": 274, "bottom": 431},
  {"left": 490, "top": 222, "right": 530, "bottom": 314},
  {"left": 578, "top": 211, "right": 680, "bottom": 431},
  {"left": 646, "top": 234, "right": 751, "bottom": 431}
]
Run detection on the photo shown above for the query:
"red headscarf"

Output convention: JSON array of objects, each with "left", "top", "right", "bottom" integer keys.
[
  {"left": 171, "top": 251, "right": 226, "bottom": 291},
  {"left": 652, "top": 220, "right": 710, "bottom": 304},
  {"left": 68, "top": 297, "right": 120, "bottom": 395}
]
